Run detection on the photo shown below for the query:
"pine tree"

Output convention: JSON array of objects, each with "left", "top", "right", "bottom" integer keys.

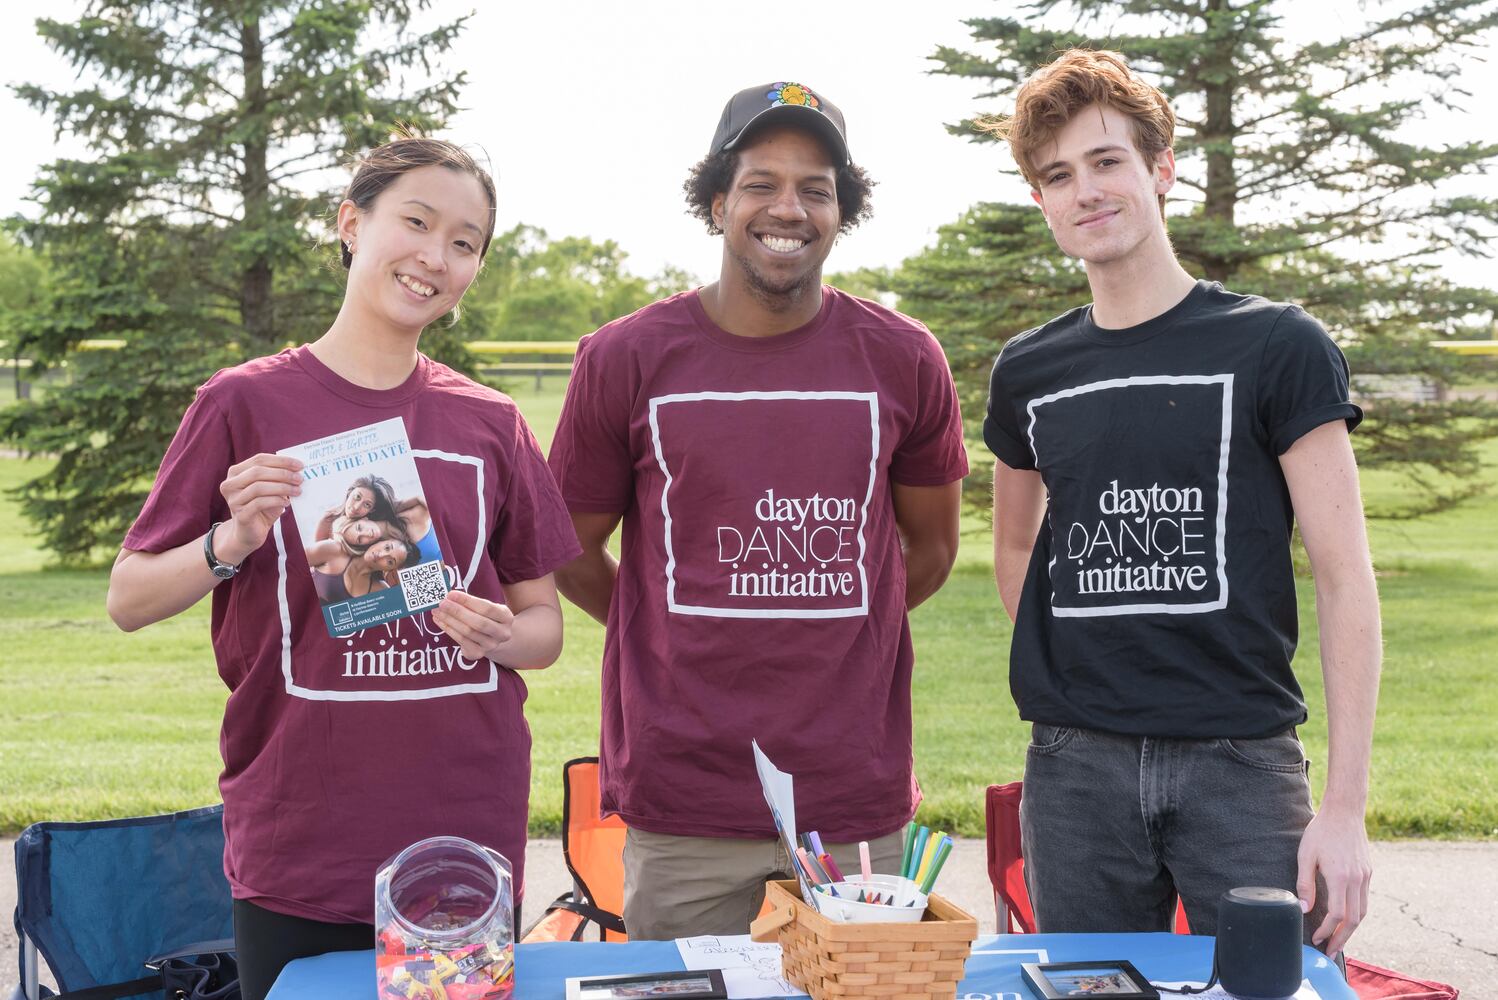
[
  {"left": 907, "top": 0, "right": 1498, "bottom": 518},
  {"left": 1, "top": 1, "right": 469, "bottom": 560}
]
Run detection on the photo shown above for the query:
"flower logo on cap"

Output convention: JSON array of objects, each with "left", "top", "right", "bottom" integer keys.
[{"left": 767, "top": 83, "right": 821, "bottom": 110}]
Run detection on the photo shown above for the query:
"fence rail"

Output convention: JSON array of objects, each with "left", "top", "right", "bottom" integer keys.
[
  {"left": 7, "top": 338, "right": 1494, "bottom": 388},
  {"left": 1430, "top": 340, "right": 1498, "bottom": 356},
  {"left": 3, "top": 339, "right": 580, "bottom": 389}
]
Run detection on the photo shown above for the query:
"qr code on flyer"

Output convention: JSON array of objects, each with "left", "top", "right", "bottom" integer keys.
[{"left": 399, "top": 561, "right": 449, "bottom": 611}]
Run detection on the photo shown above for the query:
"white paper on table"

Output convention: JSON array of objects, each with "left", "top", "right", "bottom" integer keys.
[
  {"left": 751, "top": 740, "right": 817, "bottom": 908},
  {"left": 677, "top": 935, "right": 808, "bottom": 999},
  {"left": 1153, "top": 981, "right": 1322, "bottom": 1000}
]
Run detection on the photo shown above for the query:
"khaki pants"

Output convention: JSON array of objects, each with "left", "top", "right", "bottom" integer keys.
[{"left": 622, "top": 826, "right": 907, "bottom": 940}]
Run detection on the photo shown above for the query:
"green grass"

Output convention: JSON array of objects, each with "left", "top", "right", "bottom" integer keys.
[
  {"left": 1, "top": 386, "right": 1495, "bottom": 838},
  {"left": 1352, "top": 456, "right": 1498, "bottom": 837}
]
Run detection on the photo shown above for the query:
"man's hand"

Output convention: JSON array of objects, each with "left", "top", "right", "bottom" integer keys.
[
  {"left": 1296, "top": 802, "right": 1373, "bottom": 955},
  {"left": 432, "top": 590, "right": 514, "bottom": 662}
]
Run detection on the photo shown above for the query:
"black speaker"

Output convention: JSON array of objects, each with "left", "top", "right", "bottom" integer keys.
[{"left": 1215, "top": 887, "right": 1304, "bottom": 999}]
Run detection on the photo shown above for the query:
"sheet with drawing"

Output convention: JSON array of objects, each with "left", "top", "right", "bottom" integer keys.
[{"left": 676, "top": 935, "right": 807, "bottom": 1000}]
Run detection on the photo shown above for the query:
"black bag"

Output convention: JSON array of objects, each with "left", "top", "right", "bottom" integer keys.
[
  {"left": 50, "top": 938, "right": 240, "bottom": 1000},
  {"left": 153, "top": 941, "right": 240, "bottom": 1000}
]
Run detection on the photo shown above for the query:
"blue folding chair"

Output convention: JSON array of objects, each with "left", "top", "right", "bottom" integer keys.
[{"left": 10, "top": 804, "right": 235, "bottom": 1000}]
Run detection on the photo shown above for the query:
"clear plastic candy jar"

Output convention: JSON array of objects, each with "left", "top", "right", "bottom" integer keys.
[{"left": 375, "top": 836, "right": 515, "bottom": 1000}]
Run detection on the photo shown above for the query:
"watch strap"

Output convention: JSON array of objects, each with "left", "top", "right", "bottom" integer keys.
[{"left": 203, "top": 522, "right": 239, "bottom": 578}]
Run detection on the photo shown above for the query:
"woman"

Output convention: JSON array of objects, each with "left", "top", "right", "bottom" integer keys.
[
  {"left": 315, "top": 508, "right": 404, "bottom": 552},
  {"left": 392, "top": 494, "right": 440, "bottom": 564},
  {"left": 322, "top": 475, "right": 399, "bottom": 532},
  {"left": 325, "top": 513, "right": 392, "bottom": 551},
  {"left": 106, "top": 135, "right": 580, "bottom": 1000},
  {"left": 307, "top": 530, "right": 419, "bottom": 605}
]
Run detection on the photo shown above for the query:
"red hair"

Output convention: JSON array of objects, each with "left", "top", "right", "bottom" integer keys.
[{"left": 981, "top": 49, "right": 1174, "bottom": 212}]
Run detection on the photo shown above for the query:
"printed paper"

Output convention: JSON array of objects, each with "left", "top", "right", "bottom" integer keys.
[
  {"left": 279, "top": 417, "right": 450, "bottom": 636},
  {"left": 676, "top": 935, "right": 806, "bottom": 1000}
]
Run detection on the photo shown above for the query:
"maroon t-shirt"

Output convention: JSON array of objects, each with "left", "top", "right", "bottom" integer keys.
[
  {"left": 548, "top": 288, "right": 968, "bottom": 841},
  {"left": 124, "top": 347, "right": 580, "bottom": 924}
]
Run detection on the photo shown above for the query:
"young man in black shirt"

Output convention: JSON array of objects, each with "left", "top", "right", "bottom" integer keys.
[{"left": 984, "top": 50, "right": 1380, "bottom": 957}]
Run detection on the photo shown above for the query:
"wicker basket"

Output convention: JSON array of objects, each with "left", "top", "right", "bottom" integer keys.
[{"left": 749, "top": 879, "right": 978, "bottom": 1000}]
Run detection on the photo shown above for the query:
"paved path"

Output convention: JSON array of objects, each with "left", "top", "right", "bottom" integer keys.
[{"left": 4, "top": 838, "right": 1492, "bottom": 998}]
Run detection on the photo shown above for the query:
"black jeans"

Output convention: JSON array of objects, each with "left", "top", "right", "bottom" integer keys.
[
  {"left": 1019, "top": 724, "right": 1327, "bottom": 942},
  {"left": 232, "top": 899, "right": 374, "bottom": 1000}
]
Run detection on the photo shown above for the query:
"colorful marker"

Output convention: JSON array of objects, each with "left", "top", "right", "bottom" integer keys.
[
  {"left": 806, "top": 848, "right": 834, "bottom": 884},
  {"left": 859, "top": 841, "right": 872, "bottom": 882},
  {"left": 899, "top": 821, "right": 917, "bottom": 878},
  {"left": 820, "top": 853, "right": 845, "bottom": 882},
  {"left": 908, "top": 826, "right": 930, "bottom": 880},
  {"left": 915, "top": 829, "right": 945, "bottom": 884},
  {"left": 919, "top": 837, "right": 955, "bottom": 895},
  {"left": 806, "top": 830, "right": 826, "bottom": 858},
  {"left": 796, "top": 847, "right": 822, "bottom": 885}
]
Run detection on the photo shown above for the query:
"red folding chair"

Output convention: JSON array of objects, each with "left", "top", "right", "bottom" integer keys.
[
  {"left": 986, "top": 781, "right": 1035, "bottom": 934},
  {"left": 984, "top": 783, "right": 1460, "bottom": 999},
  {"left": 1344, "top": 960, "right": 1459, "bottom": 999}
]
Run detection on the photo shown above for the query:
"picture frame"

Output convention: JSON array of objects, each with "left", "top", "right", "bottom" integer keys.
[
  {"left": 565, "top": 969, "right": 728, "bottom": 1000},
  {"left": 1021, "top": 961, "right": 1160, "bottom": 999}
]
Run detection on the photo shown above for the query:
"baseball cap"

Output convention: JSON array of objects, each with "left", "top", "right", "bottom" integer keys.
[{"left": 709, "top": 82, "right": 850, "bottom": 166}]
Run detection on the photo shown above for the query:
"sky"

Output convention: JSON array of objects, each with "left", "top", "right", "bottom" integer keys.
[{"left": 1, "top": 1, "right": 1494, "bottom": 290}]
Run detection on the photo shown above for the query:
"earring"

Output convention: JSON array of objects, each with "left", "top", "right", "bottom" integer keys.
[{"left": 344, "top": 240, "right": 355, "bottom": 255}]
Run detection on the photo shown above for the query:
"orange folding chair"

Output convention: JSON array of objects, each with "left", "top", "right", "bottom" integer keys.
[
  {"left": 985, "top": 782, "right": 1459, "bottom": 999},
  {"left": 985, "top": 781, "right": 1188, "bottom": 934},
  {"left": 523, "top": 757, "right": 629, "bottom": 942}
]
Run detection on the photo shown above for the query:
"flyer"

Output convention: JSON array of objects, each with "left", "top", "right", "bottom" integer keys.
[
  {"left": 752, "top": 740, "right": 819, "bottom": 910},
  {"left": 278, "top": 417, "right": 449, "bottom": 636}
]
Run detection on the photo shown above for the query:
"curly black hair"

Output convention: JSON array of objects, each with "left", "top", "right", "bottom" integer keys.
[{"left": 683, "top": 145, "right": 875, "bottom": 236}]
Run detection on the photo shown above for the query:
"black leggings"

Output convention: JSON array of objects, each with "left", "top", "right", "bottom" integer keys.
[{"left": 232, "top": 898, "right": 374, "bottom": 1000}]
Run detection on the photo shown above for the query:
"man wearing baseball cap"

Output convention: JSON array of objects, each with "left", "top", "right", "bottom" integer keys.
[{"left": 549, "top": 82, "right": 969, "bottom": 938}]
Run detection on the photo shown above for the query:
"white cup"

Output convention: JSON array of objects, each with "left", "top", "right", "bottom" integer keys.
[{"left": 812, "top": 875, "right": 928, "bottom": 923}]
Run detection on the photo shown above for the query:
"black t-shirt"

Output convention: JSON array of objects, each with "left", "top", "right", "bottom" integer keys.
[{"left": 984, "top": 281, "right": 1362, "bottom": 738}]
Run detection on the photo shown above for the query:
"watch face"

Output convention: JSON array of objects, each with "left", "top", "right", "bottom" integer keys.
[{"left": 211, "top": 563, "right": 237, "bottom": 580}]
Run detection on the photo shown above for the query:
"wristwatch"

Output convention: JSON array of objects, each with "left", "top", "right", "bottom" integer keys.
[{"left": 203, "top": 522, "right": 241, "bottom": 579}]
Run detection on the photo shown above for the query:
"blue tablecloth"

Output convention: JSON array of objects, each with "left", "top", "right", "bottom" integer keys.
[{"left": 266, "top": 932, "right": 1355, "bottom": 1000}]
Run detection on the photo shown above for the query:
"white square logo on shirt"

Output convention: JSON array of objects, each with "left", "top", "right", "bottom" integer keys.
[
  {"left": 648, "top": 391, "right": 880, "bottom": 620},
  {"left": 1028, "top": 374, "right": 1233, "bottom": 617}
]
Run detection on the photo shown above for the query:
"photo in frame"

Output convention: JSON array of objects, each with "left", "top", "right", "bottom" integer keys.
[
  {"left": 565, "top": 969, "right": 728, "bottom": 1000},
  {"left": 1022, "top": 961, "right": 1161, "bottom": 999}
]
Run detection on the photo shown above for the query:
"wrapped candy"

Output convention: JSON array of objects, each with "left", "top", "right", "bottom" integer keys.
[{"left": 376, "top": 837, "right": 515, "bottom": 1000}]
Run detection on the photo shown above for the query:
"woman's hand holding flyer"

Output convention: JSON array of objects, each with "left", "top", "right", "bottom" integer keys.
[
  {"left": 217, "top": 452, "right": 304, "bottom": 563},
  {"left": 432, "top": 590, "right": 515, "bottom": 662}
]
